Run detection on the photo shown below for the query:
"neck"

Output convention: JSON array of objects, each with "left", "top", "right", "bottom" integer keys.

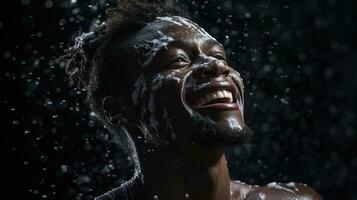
[{"left": 137, "top": 145, "right": 231, "bottom": 200}]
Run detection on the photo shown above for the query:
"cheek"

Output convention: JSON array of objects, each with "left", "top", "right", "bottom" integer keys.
[
  {"left": 132, "top": 70, "right": 185, "bottom": 115},
  {"left": 132, "top": 70, "right": 191, "bottom": 125},
  {"left": 229, "top": 70, "right": 244, "bottom": 88},
  {"left": 150, "top": 72, "right": 183, "bottom": 104},
  {"left": 132, "top": 72, "right": 183, "bottom": 105}
]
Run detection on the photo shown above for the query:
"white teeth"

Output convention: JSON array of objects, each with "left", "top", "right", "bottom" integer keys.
[
  {"left": 212, "top": 93, "right": 218, "bottom": 99},
  {"left": 194, "top": 90, "right": 234, "bottom": 106},
  {"left": 222, "top": 90, "right": 229, "bottom": 97},
  {"left": 217, "top": 91, "right": 224, "bottom": 98},
  {"left": 223, "top": 90, "right": 233, "bottom": 100}
]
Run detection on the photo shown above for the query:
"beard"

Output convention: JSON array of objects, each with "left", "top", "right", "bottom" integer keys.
[{"left": 185, "top": 112, "right": 253, "bottom": 147}]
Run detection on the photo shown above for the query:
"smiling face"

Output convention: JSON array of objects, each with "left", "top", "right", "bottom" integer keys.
[{"left": 124, "top": 16, "right": 251, "bottom": 148}]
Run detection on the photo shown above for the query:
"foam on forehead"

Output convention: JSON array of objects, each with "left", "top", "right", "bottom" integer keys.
[
  {"left": 156, "top": 16, "right": 218, "bottom": 42},
  {"left": 132, "top": 16, "right": 220, "bottom": 68}
]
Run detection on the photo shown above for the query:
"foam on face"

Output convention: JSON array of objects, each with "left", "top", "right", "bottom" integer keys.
[
  {"left": 133, "top": 16, "right": 220, "bottom": 69},
  {"left": 229, "top": 70, "right": 244, "bottom": 112},
  {"left": 132, "top": 71, "right": 186, "bottom": 146},
  {"left": 129, "top": 16, "right": 239, "bottom": 146},
  {"left": 227, "top": 116, "right": 242, "bottom": 130},
  {"left": 133, "top": 30, "right": 174, "bottom": 68},
  {"left": 157, "top": 16, "right": 218, "bottom": 42}
]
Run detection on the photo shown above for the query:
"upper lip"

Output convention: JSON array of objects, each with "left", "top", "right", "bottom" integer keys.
[{"left": 186, "top": 81, "right": 239, "bottom": 106}]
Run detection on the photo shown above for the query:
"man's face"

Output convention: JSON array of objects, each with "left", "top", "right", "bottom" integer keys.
[{"left": 128, "top": 16, "right": 251, "bottom": 148}]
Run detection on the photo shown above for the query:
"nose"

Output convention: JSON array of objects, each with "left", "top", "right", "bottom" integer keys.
[{"left": 192, "top": 56, "right": 230, "bottom": 79}]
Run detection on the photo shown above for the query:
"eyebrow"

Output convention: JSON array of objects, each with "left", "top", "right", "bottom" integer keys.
[{"left": 167, "top": 38, "right": 222, "bottom": 49}]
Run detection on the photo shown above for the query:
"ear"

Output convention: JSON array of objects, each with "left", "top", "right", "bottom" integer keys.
[{"left": 102, "top": 96, "right": 132, "bottom": 127}]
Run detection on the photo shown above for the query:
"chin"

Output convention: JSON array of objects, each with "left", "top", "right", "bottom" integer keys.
[{"left": 184, "top": 112, "right": 253, "bottom": 147}]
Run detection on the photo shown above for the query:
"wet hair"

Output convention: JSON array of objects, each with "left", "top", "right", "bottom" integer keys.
[{"left": 60, "top": 0, "right": 189, "bottom": 126}]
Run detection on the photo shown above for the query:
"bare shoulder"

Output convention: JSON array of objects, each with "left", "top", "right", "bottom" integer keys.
[
  {"left": 245, "top": 182, "right": 323, "bottom": 200},
  {"left": 230, "top": 180, "right": 259, "bottom": 200}
]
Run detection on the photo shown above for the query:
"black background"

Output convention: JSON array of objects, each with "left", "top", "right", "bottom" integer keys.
[{"left": 2, "top": 0, "right": 356, "bottom": 199}]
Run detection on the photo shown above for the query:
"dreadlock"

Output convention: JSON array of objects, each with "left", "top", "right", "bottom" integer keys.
[{"left": 61, "top": 0, "right": 189, "bottom": 126}]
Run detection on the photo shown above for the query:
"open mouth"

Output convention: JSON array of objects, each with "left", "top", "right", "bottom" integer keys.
[
  {"left": 186, "top": 82, "right": 240, "bottom": 110},
  {"left": 193, "top": 89, "right": 233, "bottom": 106}
]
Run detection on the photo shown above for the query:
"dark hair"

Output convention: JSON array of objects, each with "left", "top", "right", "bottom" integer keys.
[{"left": 60, "top": 0, "right": 189, "bottom": 126}]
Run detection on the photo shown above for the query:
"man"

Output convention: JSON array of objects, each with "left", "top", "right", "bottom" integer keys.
[{"left": 62, "top": 0, "right": 322, "bottom": 199}]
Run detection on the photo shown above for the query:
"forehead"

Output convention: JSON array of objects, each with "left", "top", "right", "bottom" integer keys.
[{"left": 132, "top": 16, "right": 220, "bottom": 47}]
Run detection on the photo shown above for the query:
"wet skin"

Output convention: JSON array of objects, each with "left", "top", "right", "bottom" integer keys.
[
  {"left": 126, "top": 16, "right": 246, "bottom": 148},
  {"left": 102, "top": 16, "right": 322, "bottom": 200}
]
